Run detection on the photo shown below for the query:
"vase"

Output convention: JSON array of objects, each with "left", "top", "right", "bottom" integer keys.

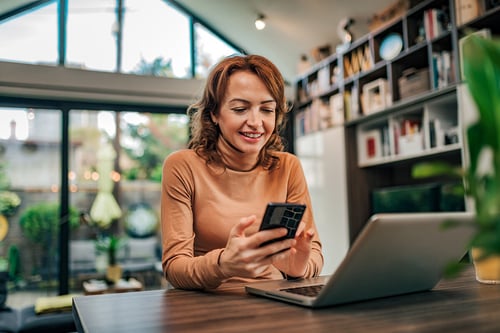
[
  {"left": 95, "top": 252, "right": 108, "bottom": 273},
  {"left": 471, "top": 248, "right": 500, "bottom": 284},
  {"left": 106, "top": 264, "right": 122, "bottom": 283}
]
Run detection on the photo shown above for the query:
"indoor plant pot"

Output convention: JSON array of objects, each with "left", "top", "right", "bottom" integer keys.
[
  {"left": 96, "top": 235, "right": 124, "bottom": 283},
  {"left": 413, "top": 33, "right": 500, "bottom": 284}
]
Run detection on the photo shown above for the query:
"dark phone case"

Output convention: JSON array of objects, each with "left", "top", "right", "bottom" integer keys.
[{"left": 259, "top": 203, "right": 306, "bottom": 246}]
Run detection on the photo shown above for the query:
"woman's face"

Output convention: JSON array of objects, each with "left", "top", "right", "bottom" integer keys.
[{"left": 212, "top": 70, "right": 276, "bottom": 156}]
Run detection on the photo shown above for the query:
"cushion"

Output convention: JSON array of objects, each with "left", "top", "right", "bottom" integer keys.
[{"left": 34, "top": 294, "right": 76, "bottom": 315}]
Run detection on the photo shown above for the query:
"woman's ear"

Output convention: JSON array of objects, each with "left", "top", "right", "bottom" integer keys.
[{"left": 210, "top": 112, "right": 218, "bottom": 125}]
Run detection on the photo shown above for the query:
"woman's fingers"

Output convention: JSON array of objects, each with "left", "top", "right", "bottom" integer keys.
[{"left": 230, "top": 215, "right": 257, "bottom": 237}]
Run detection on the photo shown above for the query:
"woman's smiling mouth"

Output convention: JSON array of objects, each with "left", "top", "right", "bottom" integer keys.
[{"left": 241, "top": 132, "right": 263, "bottom": 139}]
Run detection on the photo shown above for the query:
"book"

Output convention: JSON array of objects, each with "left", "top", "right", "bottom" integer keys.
[
  {"left": 424, "top": 8, "right": 447, "bottom": 41},
  {"left": 432, "top": 51, "right": 453, "bottom": 89},
  {"left": 363, "top": 129, "right": 382, "bottom": 160},
  {"left": 329, "top": 93, "right": 344, "bottom": 126}
]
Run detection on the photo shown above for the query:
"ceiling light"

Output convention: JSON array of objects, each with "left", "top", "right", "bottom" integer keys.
[{"left": 255, "top": 14, "right": 266, "bottom": 30}]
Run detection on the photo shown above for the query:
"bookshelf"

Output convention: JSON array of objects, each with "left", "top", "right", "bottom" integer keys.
[{"left": 293, "top": 0, "right": 500, "bottom": 243}]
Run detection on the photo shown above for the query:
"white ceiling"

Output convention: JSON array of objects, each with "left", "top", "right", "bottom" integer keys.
[
  {"left": 174, "top": 0, "right": 397, "bottom": 82},
  {"left": 1, "top": 0, "right": 400, "bottom": 83}
]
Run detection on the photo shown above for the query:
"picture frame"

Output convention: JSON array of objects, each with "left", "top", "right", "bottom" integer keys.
[{"left": 362, "top": 78, "right": 391, "bottom": 115}]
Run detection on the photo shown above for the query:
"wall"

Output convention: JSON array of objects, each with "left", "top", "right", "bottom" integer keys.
[
  {"left": 295, "top": 127, "right": 350, "bottom": 274},
  {"left": 0, "top": 61, "right": 205, "bottom": 107}
]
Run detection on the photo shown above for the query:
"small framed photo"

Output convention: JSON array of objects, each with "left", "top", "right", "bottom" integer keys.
[{"left": 362, "top": 78, "right": 391, "bottom": 115}]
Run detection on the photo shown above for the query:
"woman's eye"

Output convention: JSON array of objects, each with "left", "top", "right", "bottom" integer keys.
[
  {"left": 232, "top": 107, "right": 246, "bottom": 113},
  {"left": 262, "top": 108, "right": 275, "bottom": 113}
]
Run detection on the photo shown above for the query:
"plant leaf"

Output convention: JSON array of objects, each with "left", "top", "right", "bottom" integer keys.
[
  {"left": 412, "top": 162, "right": 461, "bottom": 179},
  {"left": 463, "top": 35, "right": 500, "bottom": 151}
]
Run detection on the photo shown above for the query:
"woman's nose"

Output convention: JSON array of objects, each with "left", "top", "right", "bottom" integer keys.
[{"left": 246, "top": 108, "right": 262, "bottom": 127}]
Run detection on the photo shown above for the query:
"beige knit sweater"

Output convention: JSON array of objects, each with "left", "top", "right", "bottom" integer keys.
[{"left": 161, "top": 147, "right": 324, "bottom": 290}]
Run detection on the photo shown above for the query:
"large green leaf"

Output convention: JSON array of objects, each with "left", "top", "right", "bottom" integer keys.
[{"left": 463, "top": 35, "right": 500, "bottom": 151}]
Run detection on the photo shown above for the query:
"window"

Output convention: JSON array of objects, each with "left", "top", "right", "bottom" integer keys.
[
  {"left": 0, "top": 108, "right": 62, "bottom": 289},
  {"left": 0, "top": 2, "right": 58, "bottom": 65},
  {"left": 122, "top": 0, "right": 191, "bottom": 78},
  {"left": 0, "top": 0, "right": 243, "bottom": 77},
  {"left": 66, "top": 0, "right": 117, "bottom": 71},
  {"left": 67, "top": 110, "right": 189, "bottom": 293},
  {"left": 0, "top": 105, "right": 190, "bottom": 305},
  {"left": 0, "top": 0, "right": 238, "bottom": 305},
  {"left": 194, "top": 22, "right": 241, "bottom": 78}
]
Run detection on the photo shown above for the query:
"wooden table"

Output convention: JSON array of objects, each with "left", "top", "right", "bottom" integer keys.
[{"left": 72, "top": 267, "right": 500, "bottom": 333}]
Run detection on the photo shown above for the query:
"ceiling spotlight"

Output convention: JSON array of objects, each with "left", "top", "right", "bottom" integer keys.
[{"left": 255, "top": 14, "right": 266, "bottom": 30}]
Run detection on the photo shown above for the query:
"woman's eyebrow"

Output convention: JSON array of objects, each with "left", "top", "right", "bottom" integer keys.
[
  {"left": 227, "top": 98, "right": 275, "bottom": 104},
  {"left": 228, "top": 98, "right": 250, "bottom": 104},
  {"left": 261, "top": 99, "right": 276, "bottom": 104}
]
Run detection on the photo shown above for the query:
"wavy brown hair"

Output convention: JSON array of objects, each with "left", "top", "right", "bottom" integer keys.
[{"left": 187, "top": 54, "right": 290, "bottom": 170}]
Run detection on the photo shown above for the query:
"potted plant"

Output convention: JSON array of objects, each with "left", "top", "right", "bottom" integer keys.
[
  {"left": 413, "top": 34, "right": 500, "bottom": 283},
  {"left": 95, "top": 234, "right": 125, "bottom": 283}
]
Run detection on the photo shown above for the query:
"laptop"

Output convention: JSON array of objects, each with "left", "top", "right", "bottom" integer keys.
[{"left": 245, "top": 212, "right": 475, "bottom": 308}]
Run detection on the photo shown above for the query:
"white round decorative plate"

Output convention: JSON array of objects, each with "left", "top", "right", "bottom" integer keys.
[{"left": 380, "top": 33, "right": 403, "bottom": 61}]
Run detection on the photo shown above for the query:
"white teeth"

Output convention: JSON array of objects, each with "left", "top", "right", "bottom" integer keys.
[{"left": 243, "top": 133, "right": 261, "bottom": 138}]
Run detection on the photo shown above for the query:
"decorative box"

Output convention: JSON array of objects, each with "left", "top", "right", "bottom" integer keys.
[
  {"left": 398, "top": 68, "right": 430, "bottom": 100},
  {"left": 398, "top": 132, "right": 423, "bottom": 156}
]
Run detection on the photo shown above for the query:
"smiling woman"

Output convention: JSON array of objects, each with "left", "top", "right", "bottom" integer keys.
[
  {"left": 160, "top": 54, "right": 324, "bottom": 290},
  {"left": 210, "top": 70, "right": 277, "bottom": 167}
]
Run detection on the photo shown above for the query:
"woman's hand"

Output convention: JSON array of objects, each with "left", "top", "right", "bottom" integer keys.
[
  {"left": 271, "top": 221, "right": 315, "bottom": 278},
  {"left": 218, "top": 215, "right": 296, "bottom": 278}
]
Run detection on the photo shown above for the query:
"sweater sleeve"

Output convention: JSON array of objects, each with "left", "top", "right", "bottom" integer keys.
[{"left": 160, "top": 151, "right": 229, "bottom": 289}]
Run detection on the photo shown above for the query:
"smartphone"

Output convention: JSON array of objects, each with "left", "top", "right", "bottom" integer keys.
[{"left": 259, "top": 202, "right": 306, "bottom": 246}]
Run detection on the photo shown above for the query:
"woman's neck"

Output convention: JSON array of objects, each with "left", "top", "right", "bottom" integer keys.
[{"left": 217, "top": 136, "right": 259, "bottom": 172}]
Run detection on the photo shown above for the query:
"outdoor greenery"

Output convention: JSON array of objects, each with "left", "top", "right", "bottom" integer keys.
[
  {"left": 0, "top": 162, "right": 20, "bottom": 217},
  {"left": 122, "top": 114, "right": 188, "bottom": 182},
  {"left": 0, "top": 191, "right": 21, "bottom": 217},
  {"left": 133, "top": 56, "right": 174, "bottom": 77},
  {"left": 19, "top": 202, "right": 80, "bottom": 244},
  {"left": 19, "top": 202, "right": 80, "bottom": 277}
]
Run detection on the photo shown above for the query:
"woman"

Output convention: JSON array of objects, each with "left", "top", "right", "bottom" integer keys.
[{"left": 161, "top": 54, "right": 323, "bottom": 290}]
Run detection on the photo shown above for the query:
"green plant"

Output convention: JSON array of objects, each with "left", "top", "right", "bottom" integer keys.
[
  {"left": 19, "top": 202, "right": 80, "bottom": 244},
  {"left": 0, "top": 162, "right": 21, "bottom": 217},
  {"left": 121, "top": 114, "right": 188, "bottom": 182},
  {"left": 413, "top": 34, "right": 500, "bottom": 264},
  {"left": 18, "top": 202, "right": 80, "bottom": 278},
  {"left": 95, "top": 234, "right": 125, "bottom": 266},
  {"left": 0, "top": 191, "right": 21, "bottom": 217}
]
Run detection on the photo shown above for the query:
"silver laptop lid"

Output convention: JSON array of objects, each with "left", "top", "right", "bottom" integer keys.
[
  {"left": 313, "top": 212, "right": 475, "bottom": 307},
  {"left": 246, "top": 212, "right": 475, "bottom": 308}
]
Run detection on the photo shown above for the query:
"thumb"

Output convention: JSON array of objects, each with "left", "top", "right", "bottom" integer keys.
[{"left": 231, "top": 215, "right": 256, "bottom": 237}]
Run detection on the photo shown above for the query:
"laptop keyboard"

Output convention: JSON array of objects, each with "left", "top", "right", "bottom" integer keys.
[{"left": 280, "top": 284, "right": 325, "bottom": 297}]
